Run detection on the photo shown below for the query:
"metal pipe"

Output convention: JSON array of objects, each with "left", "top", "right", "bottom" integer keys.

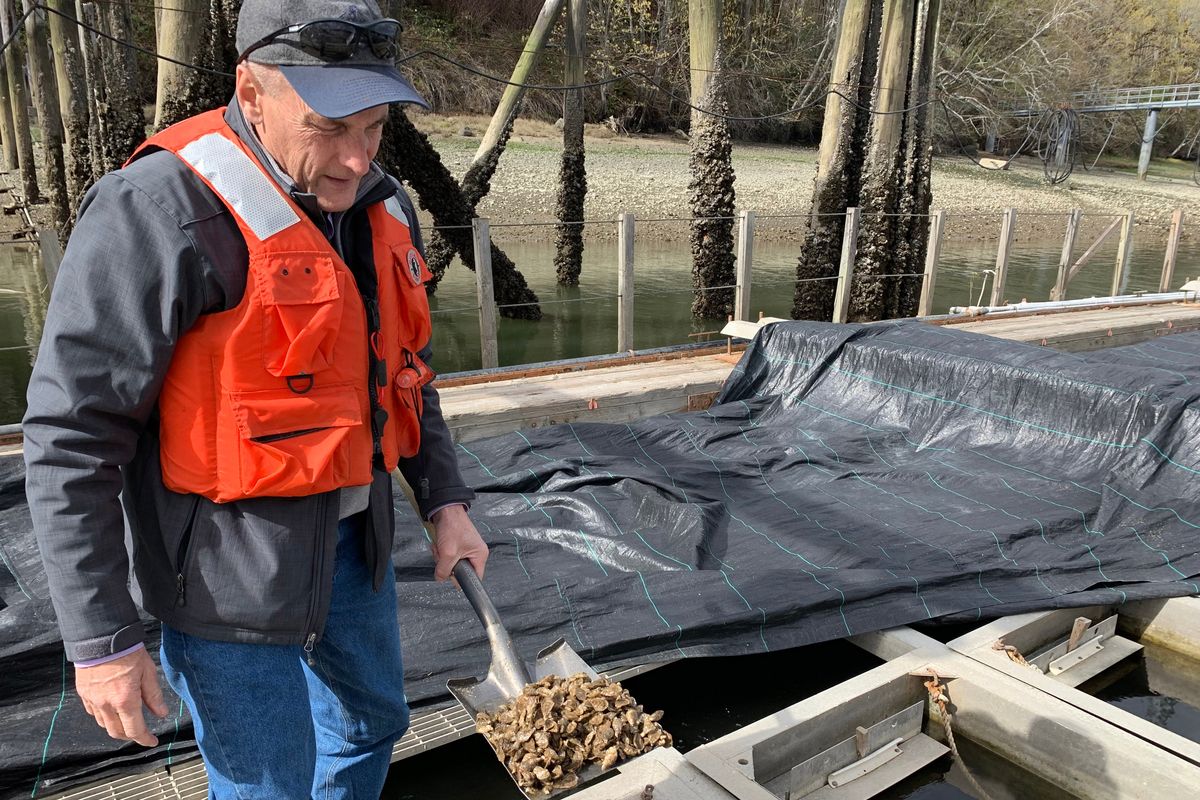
[{"left": 948, "top": 291, "right": 1197, "bottom": 318}]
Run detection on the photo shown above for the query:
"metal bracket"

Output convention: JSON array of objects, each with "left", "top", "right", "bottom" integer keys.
[
  {"left": 1028, "top": 614, "right": 1118, "bottom": 672},
  {"left": 1049, "top": 637, "right": 1106, "bottom": 675},
  {"left": 789, "top": 702, "right": 929, "bottom": 797},
  {"left": 827, "top": 738, "right": 904, "bottom": 788}
]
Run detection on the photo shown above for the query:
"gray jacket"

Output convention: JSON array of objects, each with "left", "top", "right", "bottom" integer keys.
[{"left": 23, "top": 103, "right": 474, "bottom": 662}]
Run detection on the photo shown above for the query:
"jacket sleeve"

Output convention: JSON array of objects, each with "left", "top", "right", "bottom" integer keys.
[
  {"left": 23, "top": 172, "right": 211, "bottom": 662},
  {"left": 391, "top": 184, "right": 476, "bottom": 517}
]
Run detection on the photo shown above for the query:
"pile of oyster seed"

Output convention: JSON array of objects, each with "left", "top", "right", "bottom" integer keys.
[{"left": 475, "top": 672, "right": 673, "bottom": 795}]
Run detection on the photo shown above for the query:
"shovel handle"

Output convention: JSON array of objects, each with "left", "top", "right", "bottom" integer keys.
[
  {"left": 453, "top": 559, "right": 532, "bottom": 691},
  {"left": 453, "top": 560, "right": 504, "bottom": 632}
]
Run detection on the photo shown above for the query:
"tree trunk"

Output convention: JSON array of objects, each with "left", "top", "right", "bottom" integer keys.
[
  {"left": 1, "top": 1, "right": 41, "bottom": 202},
  {"left": 48, "top": 0, "right": 92, "bottom": 215},
  {"left": 377, "top": 108, "right": 541, "bottom": 320},
  {"left": 687, "top": 0, "right": 736, "bottom": 318},
  {"left": 77, "top": 2, "right": 107, "bottom": 180},
  {"left": 0, "top": 56, "right": 17, "bottom": 171},
  {"left": 153, "top": 0, "right": 206, "bottom": 130},
  {"left": 97, "top": 0, "right": 147, "bottom": 170},
  {"left": 554, "top": 0, "right": 587, "bottom": 286},
  {"left": 793, "top": 0, "right": 874, "bottom": 320},
  {"left": 424, "top": 0, "right": 566, "bottom": 280},
  {"left": 22, "top": 0, "right": 70, "bottom": 236}
]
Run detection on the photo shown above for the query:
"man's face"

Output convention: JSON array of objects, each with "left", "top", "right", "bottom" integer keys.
[{"left": 237, "top": 65, "right": 388, "bottom": 213}]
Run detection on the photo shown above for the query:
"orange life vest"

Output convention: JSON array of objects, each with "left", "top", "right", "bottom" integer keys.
[{"left": 128, "top": 109, "right": 434, "bottom": 503}]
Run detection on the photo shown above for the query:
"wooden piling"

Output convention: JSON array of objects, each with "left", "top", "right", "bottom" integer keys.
[
  {"left": 22, "top": 0, "right": 70, "bottom": 234},
  {"left": 618, "top": 212, "right": 635, "bottom": 352},
  {"left": 472, "top": 0, "right": 565, "bottom": 166},
  {"left": 1112, "top": 210, "right": 1135, "bottom": 297},
  {"left": 734, "top": 210, "right": 755, "bottom": 322},
  {"left": 918, "top": 209, "right": 944, "bottom": 316},
  {"left": 48, "top": 0, "right": 92, "bottom": 215},
  {"left": 77, "top": 2, "right": 106, "bottom": 179},
  {"left": 991, "top": 208, "right": 1017, "bottom": 307},
  {"left": 833, "top": 207, "right": 860, "bottom": 324},
  {"left": 1160, "top": 209, "right": 1183, "bottom": 293},
  {"left": 0, "top": 54, "right": 16, "bottom": 171},
  {"left": 1052, "top": 209, "right": 1083, "bottom": 301},
  {"left": 472, "top": 218, "right": 499, "bottom": 370},
  {"left": 1, "top": 0, "right": 40, "bottom": 202}
]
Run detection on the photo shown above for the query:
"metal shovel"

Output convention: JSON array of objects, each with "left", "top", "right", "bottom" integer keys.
[{"left": 446, "top": 560, "right": 606, "bottom": 797}]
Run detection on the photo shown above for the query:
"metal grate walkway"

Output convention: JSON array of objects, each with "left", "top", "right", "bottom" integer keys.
[{"left": 1014, "top": 82, "right": 1200, "bottom": 115}]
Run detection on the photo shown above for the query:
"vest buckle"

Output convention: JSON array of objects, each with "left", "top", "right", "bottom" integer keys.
[{"left": 286, "top": 373, "right": 315, "bottom": 394}]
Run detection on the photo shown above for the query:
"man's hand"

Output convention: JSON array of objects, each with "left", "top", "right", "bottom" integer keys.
[
  {"left": 76, "top": 647, "right": 169, "bottom": 747},
  {"left": 429, "top": 504, "right": 488, "bottom": 582}
]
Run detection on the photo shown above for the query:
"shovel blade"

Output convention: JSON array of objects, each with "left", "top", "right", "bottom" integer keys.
[{"left": 448, "top": 638, "right": 605, "bottom": 798}]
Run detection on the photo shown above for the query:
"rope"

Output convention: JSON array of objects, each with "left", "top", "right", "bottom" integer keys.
[{"left": 924, "top": 670, "right": 997, "bottom": 800}]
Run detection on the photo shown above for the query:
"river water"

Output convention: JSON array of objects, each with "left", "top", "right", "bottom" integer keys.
[{"left": 1, "top": 233, "right": 1196, "bottom": 425}]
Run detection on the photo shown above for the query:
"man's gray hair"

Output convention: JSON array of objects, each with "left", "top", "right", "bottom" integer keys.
[{"left": 245, "top": 61, "right": 288, "bottom": 95}]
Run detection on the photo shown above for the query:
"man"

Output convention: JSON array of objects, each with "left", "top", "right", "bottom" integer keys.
[{"left": 22, "top": 1, "right": 488, "bottom": 797}]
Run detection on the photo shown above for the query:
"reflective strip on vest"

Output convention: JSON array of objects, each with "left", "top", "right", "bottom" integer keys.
[
  {"left": 383, "top": 195, "right": 411, "bottom": 228},
  {"left": 176, "top": 133, "right": 301, "bottom": 241}
]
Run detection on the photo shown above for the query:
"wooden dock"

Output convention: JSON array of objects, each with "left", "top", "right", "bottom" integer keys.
[{"left": 438, "top": 301, "right": 1200, "bottom": 442}]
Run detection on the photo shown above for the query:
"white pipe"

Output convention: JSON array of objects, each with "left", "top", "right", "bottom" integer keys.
[{"left": 948, "top": 291, "right": 1198, "bottom": 318}]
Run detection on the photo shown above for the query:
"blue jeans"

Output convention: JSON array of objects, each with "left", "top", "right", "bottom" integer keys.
[{"left": 160, "top": 514, "right": 409, "bottom": 799}]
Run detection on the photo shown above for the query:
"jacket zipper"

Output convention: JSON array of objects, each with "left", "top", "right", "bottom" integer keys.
[
  {"left": 303, "top": 492, "right": 329, "bottom": 666},
  {"left": 174, "top": 496, "right": 201, "bottom": 607}
]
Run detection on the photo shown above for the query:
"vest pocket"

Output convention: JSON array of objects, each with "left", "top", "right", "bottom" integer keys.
[
  {"left": 254, "top": 253, "right": 345, "bottom": 378},
  {"left": 228, "top": 383, "right": 371, "bottom": 499}
]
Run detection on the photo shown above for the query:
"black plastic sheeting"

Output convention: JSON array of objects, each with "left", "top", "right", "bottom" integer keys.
[{"left": 4, "top": 320, "right": 1200, "bottom": 798}]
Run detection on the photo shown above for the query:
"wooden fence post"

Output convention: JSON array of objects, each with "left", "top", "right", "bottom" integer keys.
[
  {"left": 832, "top": 207, "right": 860, "bottom": 324},
  {"left": 1053, "top": 208, "right": 1083, "bottom": 301},
  {"left": 1112, "top": 210, "right": 1135, "bottom": 296},
  {"left": 990, "top": 208, "right": 1017, "bottom": 307},
  {"left": 617, "top": 212, "right": 635, "bottom": 352},
  {"left": 1161, "top": 209, "right": 1183, "bottom": 292},
  {"left": 734, "top": 209, "right": 755, "bottom": 322},
  {"left": 472, "top": 218, "right": 499, "bottom": 369},
  {"left": 918, "top": 209, "right": 945, "bottom": 316}
]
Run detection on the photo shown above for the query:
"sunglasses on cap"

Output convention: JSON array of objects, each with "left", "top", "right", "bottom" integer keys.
[{"left": 237, "top": 17, "right": 403, "bottom": 64}]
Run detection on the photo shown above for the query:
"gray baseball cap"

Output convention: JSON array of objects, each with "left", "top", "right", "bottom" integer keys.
[{"left": 236, "top": 0, "right": 430, "bottom": 118}]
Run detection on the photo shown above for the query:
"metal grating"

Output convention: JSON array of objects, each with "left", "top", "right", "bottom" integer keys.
[{"left": 41, "top": 661, "right": 669, "bottom": 800}]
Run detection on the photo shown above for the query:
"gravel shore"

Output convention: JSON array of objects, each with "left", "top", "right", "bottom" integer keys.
[{"left": 412, "top": 113, "right": 1198, "bottom": 245}]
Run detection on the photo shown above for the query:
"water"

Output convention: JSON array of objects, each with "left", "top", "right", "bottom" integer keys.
[
  {"left": 1080, "top": 642, "right": 1200, "bottom": 744},
  {"left": 2, "top": 233, "right": 1196, "bottom": 425}
]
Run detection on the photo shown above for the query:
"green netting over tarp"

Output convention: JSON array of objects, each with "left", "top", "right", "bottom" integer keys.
[{"left": 3, "top": 320, "right": 1199, "bottom": 798}]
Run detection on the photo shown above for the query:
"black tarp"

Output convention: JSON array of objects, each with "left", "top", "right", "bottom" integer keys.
[{"left": 3, "top": 320, "right": 1199, "bottom": 797}]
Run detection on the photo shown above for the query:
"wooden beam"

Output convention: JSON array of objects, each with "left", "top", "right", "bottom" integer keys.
[
  {"left": 472, "top": 218, "right": 499, "bottom": 369},
  {"left": 1160, "top": 209, "right": 1183, "bottom": 292},
  {"left": 617, "top": 212, "right": 635, "bottom": 352},
  {"left": 734, "top": 210, "right": 755, "bottom": 321},
  {"left": 1052, "top": 209, "right": 1082, "bottom": 301},
  {"left": 472, "top": 0, "right": 565, "bottom": 166},
  {"left": 1064, "top": 216, "right": 1122, "bottom": 285},
  {"left": 990, "top": 208, "right": 1017, "bottom": 306},
  {"left": 833, "top": 207, "right": 860, "bottom": 324},
  {"left": 918, "top": 209, "right": 944, "bottom": 316},
  {"left": 1112, "top": 210, "right": 1135, "bottom": 296}
]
